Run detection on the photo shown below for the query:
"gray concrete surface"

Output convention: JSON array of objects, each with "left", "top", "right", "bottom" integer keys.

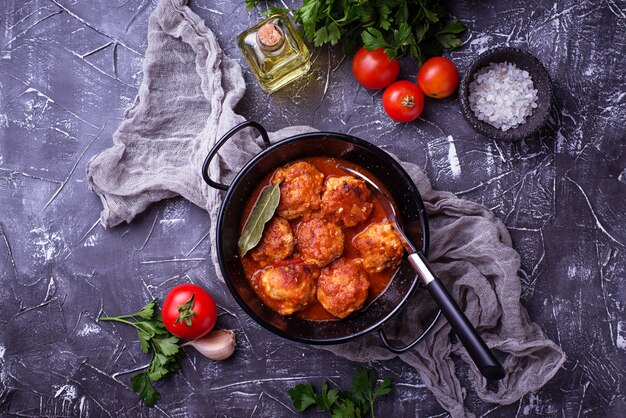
[{"left": 0, "top": 0, "right": 624, "bottom": 416}]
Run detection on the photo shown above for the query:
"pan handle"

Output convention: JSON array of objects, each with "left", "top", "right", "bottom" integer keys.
[
  {"left": 408, "top": 252, "right": 506, "bottom": 380},
  {"left": 378, "top": 308, "right": 443, "bottom": 354},
  {"left": 202, "top": 121, "right": 271, "bottom": 191}
]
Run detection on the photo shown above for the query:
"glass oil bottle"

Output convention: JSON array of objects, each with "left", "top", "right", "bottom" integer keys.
[{"left": 237, "top": 14, "right": 311, "bottom": 93}]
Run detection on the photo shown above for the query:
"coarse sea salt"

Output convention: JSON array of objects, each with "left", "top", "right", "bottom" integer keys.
[{"left": 468, "top": 62, "right": 538, "bottom": 132}]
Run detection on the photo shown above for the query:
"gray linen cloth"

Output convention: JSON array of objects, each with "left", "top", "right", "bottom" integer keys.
[{"left": 86, "top": 1, "right": 566, "bottom": 416}]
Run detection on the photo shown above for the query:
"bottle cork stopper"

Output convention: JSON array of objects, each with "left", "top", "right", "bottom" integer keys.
[{"left": 258, "top": 23, "right": 282, "bottom": 47}]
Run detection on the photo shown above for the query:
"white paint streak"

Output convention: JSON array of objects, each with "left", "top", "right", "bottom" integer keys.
[
  {"left": 77, "top": 322, "right": 101, "bottom": 337},
  {"left": 159, "top": 218, "right": 184, "bottom": 227},
  {"left": 617, "top": 321, "right": 626, "bottom": 350},
  {"left": 79, "top": 396, "right": 88, "bottom": 417},
  {"left": 54, "top": 384, "right": 77, "bottom": 402},
  {"left": 469, "top": 34, "right": 493, "bottom": 54},
  {"left": 83, "top": 232, "right": 99, "bottom": 247},
  {"left": 45, "top": 276, "right": 56, "bottom": 300},
  {"left": 567, "top": 265, "right": 577, "bottom": 279},
  {"left": 30, "top": 227, "right": 64, "bottom": 262},
  {"left": 485, "top": 143, "right": 495, "bottom": 175},
  {"left": 0, "top": 344, "right": 5, "bottom": 360},
  {"left": 446, "top": 135, "right": 461, "bottom": 178},
  {"left": 565, "top": 175, "right": 624, "bottom": 246},
  {"left": 522, "top": 393, "right": 540, "bottom": 415}
]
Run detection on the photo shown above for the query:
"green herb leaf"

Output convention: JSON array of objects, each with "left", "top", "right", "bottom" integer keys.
[
  {"left": 262, "top": 6, "right": 291, "bottom": 16},
  {"left": 415, "top": 23, "right": 429, "bottom": 43},
  {"left": 137, "top": 328, "right": 151, "bottom": 353},
  {"left": 245, "top": 0, "right": 260, "bottom": 11},
  {"left": 331, "top": 398, "right": 359, "bottom": 418},
  {"left": 238, "top": 181, "right": 281, "bottom": 256},
  {"left": 136, "top": 321, "right": 159, "bottom": 338},
  {"left": 423, "top": 7, "right": 439, "bottom": 23},
  {"left": 351, "top": 367, "right": 376, "bottom": 412},
  {"left": 437, "top": 19, "right": 467, "bottom": 35},
  {"left": 99, "top": 300, "right": 181, "bottom": 408},
  {"left": 134, "top": 299, "right": 157, "bottom": 319},
  {"left": 148, "top": 353, "right": 171, "bottom": 381},
  {"left": 374, "top": 377, "right": 392, "bottom": 398},
  {"left": 287, "top": 367, "right": 393, "bottom": 418},
  {"left": 314, "top": 26, "right": 329, "bottom": 47},
  {"left": 130, "top": 373, "right": 160, "bottom": 407},
  {"left": 296, "top": 0, "right": 321, "bottom": 41},
  {"left": 153, "top": 335, "right": 180, "bottom": 357},
  {"left": 436, "top": 33, "right": 462, "bottom": 49},
  {"left": 326, "top": 21, "right": 341, "bottom": 46},
  {"left": 288, "top": 383, "right": 318, "bottom": 412},
  {"left": 317, "top": 383, "right": 339, "bottom": 413},
  {"left": 361, "top": 27, "right": 389, "bottom": 51}
]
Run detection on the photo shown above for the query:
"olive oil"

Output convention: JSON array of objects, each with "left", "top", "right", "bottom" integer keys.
[{"left": 237, "top": 14, "right": 311, "bottom": 93}]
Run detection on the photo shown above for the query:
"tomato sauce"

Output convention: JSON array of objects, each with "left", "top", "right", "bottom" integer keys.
[{"left": 240, "top": 156, "right": 400, "bottom": 321}]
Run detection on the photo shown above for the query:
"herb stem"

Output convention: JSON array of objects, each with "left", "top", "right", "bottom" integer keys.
[{"left": 99, "top": 317, "right": 139, "bottom": 329}]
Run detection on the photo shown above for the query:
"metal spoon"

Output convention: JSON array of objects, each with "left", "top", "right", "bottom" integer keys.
[{"left": 338, "top": 165, "right": 506, "bottom": 380}]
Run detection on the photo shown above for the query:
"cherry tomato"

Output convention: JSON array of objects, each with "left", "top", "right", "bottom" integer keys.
[
  {"left": 352, "top": 47, "right": 400, "bottom": 90},
  {"left": 417, "top": 57, "right": 459, "bottom": 99},
  {"left": 162, "top": 284, "right": 217, "bottom": 339},
  {"left": 382, "top": 81, "right": 425, "bottom": 122}
]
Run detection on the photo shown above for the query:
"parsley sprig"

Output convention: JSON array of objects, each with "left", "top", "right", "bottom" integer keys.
[
  {"left": 245, "top": 0, "right": 466, "bottom": 64},
  {"left": 288, "top": 367, "right": 393, "bottom": 418},
  {"left": 99, "top": 300, "right": 180, "bottom": 407}
]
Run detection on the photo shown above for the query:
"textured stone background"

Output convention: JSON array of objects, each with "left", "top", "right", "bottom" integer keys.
[{"left": 0, "top": 0, "right": 624, "bottom": 416}]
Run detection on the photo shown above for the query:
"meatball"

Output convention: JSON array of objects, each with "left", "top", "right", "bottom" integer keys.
[
  {"left": 259, "top": 264, "right": 318, "bottom": 316},
  {"left": 317, "top": 258, "right": 370, "bottom": 318},
  {"left": 353, "top": 222, "right": 404, "bottom": 273},
  {"left": 250, "top": 217, "right": 294, "bottom": 266},
  {"left": 321, "top": 176, "right": 373, "bottom": 227},
  {"left": 296, "top": 217, "right": 344, "bottom": 268},
  {"left": 272, "top": 162, "right": 324, "bottom": 219}
]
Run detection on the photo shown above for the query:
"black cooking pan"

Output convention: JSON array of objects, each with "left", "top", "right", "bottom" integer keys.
[{"left": 202, "top": 121, "right": 505, "bottom": 380}]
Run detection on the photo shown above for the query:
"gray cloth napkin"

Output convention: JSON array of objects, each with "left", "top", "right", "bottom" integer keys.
[{"left": 86, "top": 1, "right": 566, "bottom": 416}]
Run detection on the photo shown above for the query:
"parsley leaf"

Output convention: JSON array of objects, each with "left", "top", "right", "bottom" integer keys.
[
  {"left": 437, "top": 19, "right": 467, "bottom": 35},
  {"left": 134, "top": 299, "right": 157, "bottom": 319},
  {"left": 362, "top": 28, "right": 390, "bottom": 51},
  {"left": 262, "top": 6, "right": 291, "bottom": 16},
  {"left": 289, "top": 383, "right": 318, "bottom": 412},
  {"left": 437, "top": 34, "right": 463, "bottom": 49},
  {"left": 287, "top": 367, "right": 393, "bottom": 418},
  {"left": 351, "top": 367, "right": 394, "bottom": 417},
  {"left": 318, "top": 383, "right": 340, "bottom": 413},
  {"left": 245, "top": 0, "right": 260, "bottom": 11},
  {"left": 100, "top": 300, "right": 181, "bottom": 407},
  {"left": 130, "top": 373, "right": 160, "bottom": 407},
  {"left": 332, "top": 398, "right": 361, "bottom": 418},
  {"left": 154, "top": 335, "right": 180, "bottom": 357}
]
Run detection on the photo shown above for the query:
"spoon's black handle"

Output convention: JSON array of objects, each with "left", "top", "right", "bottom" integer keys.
[
  {"left": 426, "top": 278, "right": 506, "bottom": 380},
  {"left": 408, "top": 252, "right": 505, "bottom": 380}
]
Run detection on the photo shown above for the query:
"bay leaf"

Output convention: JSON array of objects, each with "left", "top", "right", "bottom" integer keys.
[{"left": 238, "top": 181, "right": 281, "bottom": 256}]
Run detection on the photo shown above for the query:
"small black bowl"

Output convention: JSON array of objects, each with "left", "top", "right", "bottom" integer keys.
[{"left": 459, "top": 47, "right": 552, "bottom": 140}]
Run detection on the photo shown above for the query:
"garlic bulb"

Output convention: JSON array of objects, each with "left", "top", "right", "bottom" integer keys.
[{"left": 182, "top": 329, "right": 236, "bottom": 360}]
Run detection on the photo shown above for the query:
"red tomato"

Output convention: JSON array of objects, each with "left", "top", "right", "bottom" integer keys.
[
  {"left": 382, "top": 81, "right": 424, "bottom": 122},
  {"left": 162, "top": 284, "right": 217, "bottom": 339},
  {"left": 417, "top": 57, "right": 459, "bottom": 99},
  {"left": 352, "top": 47, "right": 400, "bottom": 90}
]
